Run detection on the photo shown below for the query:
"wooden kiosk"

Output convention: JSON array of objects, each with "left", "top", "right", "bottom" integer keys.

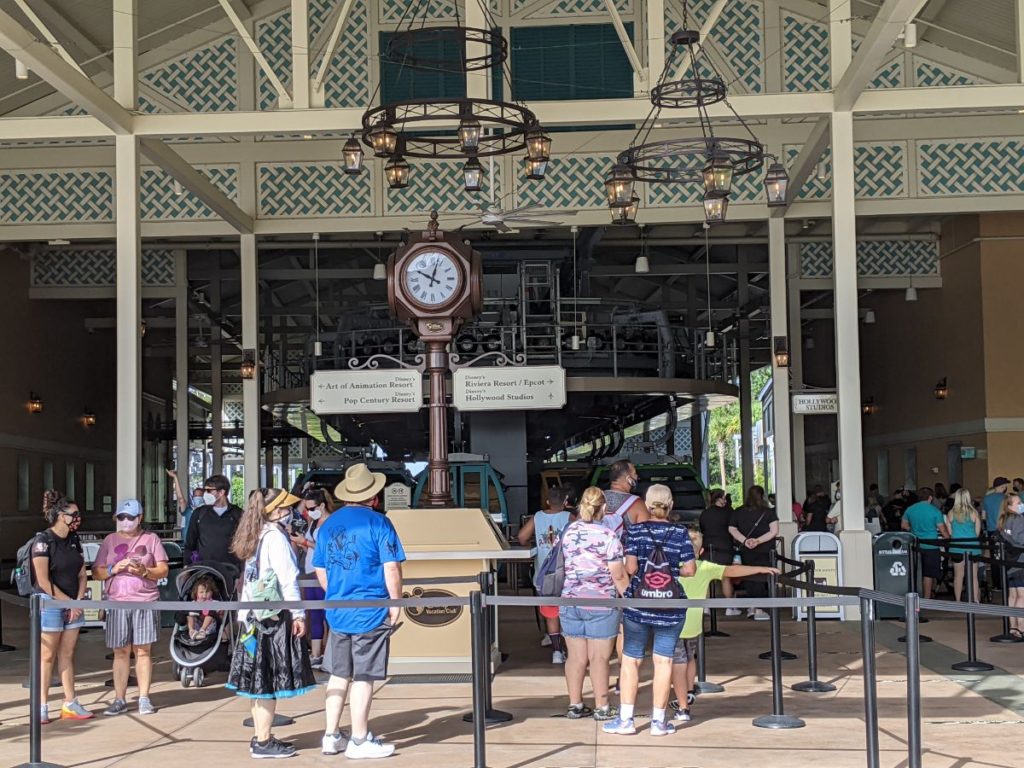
[{"left": 388, "top": 506, "right": 532, "bottom": 675}]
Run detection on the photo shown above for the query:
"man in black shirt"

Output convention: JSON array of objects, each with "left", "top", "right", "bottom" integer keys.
[
  {"left": 802, "top": 487, "right": 832, "bottom": 532},
  {"left": 183, "top": 474, "right": 243, "bottom": 571}
]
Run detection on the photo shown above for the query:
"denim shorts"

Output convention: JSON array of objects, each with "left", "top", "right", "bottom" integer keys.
[
  {"left": 622, "top": 615, "right": 685, "bottom": 659},
  {"left": 40, "top": 594, "right": 85, "bottom": 633},
  {"left": 559, "top": 606, "right": 621, "bottom": 640}
]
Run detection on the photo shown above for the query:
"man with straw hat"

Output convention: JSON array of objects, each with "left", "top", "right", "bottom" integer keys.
[{"left": 313, "top": 463, "right": 406, "bottom": 759}]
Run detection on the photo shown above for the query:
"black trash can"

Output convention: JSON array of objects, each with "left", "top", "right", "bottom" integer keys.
[{"left": 873, "top": 532, "right": 917, "bottom": 620}]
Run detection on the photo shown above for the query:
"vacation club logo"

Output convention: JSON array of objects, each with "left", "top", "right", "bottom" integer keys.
[{"left": 403, "top": 587, "right": 463, "bottom": 627}]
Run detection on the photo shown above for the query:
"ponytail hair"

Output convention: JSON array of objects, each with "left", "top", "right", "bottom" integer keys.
[
  {"left": 42, "top": 490, "right": 74, "bottom": 525},
  {"left": 231, "top": 489, "right": 270, "bottom": 562},
  {"left": 577, "top": 486, "right": 606, "bottom": 522},
  {"left": 645, "top": 484, "right": 674, "bottom": 520}
]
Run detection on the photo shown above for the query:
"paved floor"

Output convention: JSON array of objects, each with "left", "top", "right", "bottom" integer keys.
[{"left": 1, "top": 599, "right": 1022, "bottom": 767}]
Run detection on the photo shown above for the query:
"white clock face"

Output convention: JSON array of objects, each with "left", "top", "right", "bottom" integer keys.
[{"left": 403, "top": 249, "right": 460, "bottom": 307}]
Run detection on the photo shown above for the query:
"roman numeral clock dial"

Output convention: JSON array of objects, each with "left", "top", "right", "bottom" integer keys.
[{"left": 403, "top": 250, "right": 460, "bottom": 308}]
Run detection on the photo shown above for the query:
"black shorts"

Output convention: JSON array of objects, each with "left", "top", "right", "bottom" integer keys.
[
  {"left": 705, "top": 542, "right": 735, "bottom": 566},
  {"left": 919, "top": 549, "right": 941, "bottom": 580},
  {"left": 326, "top": 625, "right": 391, "bottom": 682}
]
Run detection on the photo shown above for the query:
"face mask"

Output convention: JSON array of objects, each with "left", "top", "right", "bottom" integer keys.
[
  {"left": 202, "top": 492, "right": 217, "bottom": 506},
  {"left": 66, "top": 516, "right": 81, "bottom": 532},
  {"left": 117, "top": 518, "right": 139, "bottom": 533},
  {"left": 308, "top": 507, "right": 323, "bottom": 521},
  {"left": 628, "top": 476, "right": 638, "bottom": 491},
  {"left": 191, "top": 496, "right": 204, "bottom": 509}
]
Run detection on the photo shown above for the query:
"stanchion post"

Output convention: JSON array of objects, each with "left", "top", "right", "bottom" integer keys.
[
  {"left": 469, "top": 590, "right": 488, "bottom": 768},
  {"left": 991, "top": 539, "right": 1019, "bottom": 643},
  {"left": 792, "top": 562, "right": 835, "bottom": 693},
  {"left": 752, "top": 573, "right": 805, "bottom": 729},
  {"left": 0, "top": 595, "right": 16, "bottom": 652},
  {"left": 952, "top": 553, "right": 994, "bottom": 672},
  {"left": 905, "top": 592, "right": 922, "bottom": 768},
  {"left": 705, "top": 546, "right": 729, "bottom": 638},
  {"left": 15, "top": 593, "right": 64, "bottom": 768},
  {"left": 760, "top": 550, "right": 796, "bottom": 661},
  {"left": 695, "top": 628, "right": 724, "bottom": 694},
  {"left": 860, "top": 596, "right": 880, "bottom": 768},
  {"left": 463, "top": 573, "right": 512, "bottom": 725}
]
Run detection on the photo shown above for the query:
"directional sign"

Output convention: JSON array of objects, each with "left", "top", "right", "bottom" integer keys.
[
  {"left": 310, "top": 370, "right": 422, "bottom": 414},
  {"left": 791, "top": 392, "right": 838, "bottom": 415},
  {"left": 453, "top": 365, "right": 566, "bottom": 412}
]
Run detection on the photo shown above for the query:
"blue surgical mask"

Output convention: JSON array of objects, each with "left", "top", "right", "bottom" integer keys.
[{"left": 191, "top": 496, "right": 204, "bottom": 510}]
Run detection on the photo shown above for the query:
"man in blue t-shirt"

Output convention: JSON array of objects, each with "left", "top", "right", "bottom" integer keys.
[
  {"left": 313, "top": 463, "right": 405, "bottom": 760},
  {"left": 902, "top": 488, "right": 949, "bottom": 599},
  {"left": 983, "top": 477, "right": 1010, "bottom": 533}
]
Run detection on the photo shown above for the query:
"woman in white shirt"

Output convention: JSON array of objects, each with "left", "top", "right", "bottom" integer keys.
[{"left": 227, "top": 488, "right": 316, "bottom": 760}]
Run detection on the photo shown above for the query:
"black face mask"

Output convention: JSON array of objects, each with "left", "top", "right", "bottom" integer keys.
[{"left": 65, "top": 515, "right": 81, "bottom": 532}]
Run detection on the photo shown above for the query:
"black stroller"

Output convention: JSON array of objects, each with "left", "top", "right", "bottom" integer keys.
[{"left": 169, "top": 562, "right": 238, "bottom": 688}]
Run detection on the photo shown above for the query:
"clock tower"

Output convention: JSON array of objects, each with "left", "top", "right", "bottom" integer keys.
[{"left": 388, "top": 212, "right": 482, "bottom": 507}]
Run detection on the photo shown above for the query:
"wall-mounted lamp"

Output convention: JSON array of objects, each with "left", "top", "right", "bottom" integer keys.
[
  {"left": 773, "top": 336, "right": 790, "bottom": 368},
  {"left": 240, "top": 349, "right": 257, "bottom": 380},
  {"left": 933, "top": 377, "right": 948, "bottom": 400},
  {"left": 28, "top": 392, "right": 43, "bottom": 414},
  {"left": 862, "top": 397, "right": 878, "bottom": 416},
  {"left": 83, "top": 408, "right": 97, "bottom": 427},
  {"left": 864, "top": 309, "right": 876, "bottom": 324}
]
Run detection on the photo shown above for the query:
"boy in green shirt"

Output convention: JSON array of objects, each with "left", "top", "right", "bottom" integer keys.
[{"left": 670, "top": 530, "right": 779, "bottom": 721}]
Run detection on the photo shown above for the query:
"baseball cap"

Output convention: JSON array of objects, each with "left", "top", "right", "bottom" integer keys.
[
  {"left": 116, "top": 499, "right": 142, "bottom": 518},
  {"left": 993, "top": 477, "right": 1010, "bottom": 488}
]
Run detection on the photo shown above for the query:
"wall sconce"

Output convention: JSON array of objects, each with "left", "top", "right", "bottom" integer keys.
[
  {"left": 934, "top": 377, "right": 948, "bottom": 400},
  {"left": 83, "top": 409, "right": 96, "bottom": 427},
  {"left": 862, "top": 397, "right": 878, "bottom": 416},
  {"left": 28, "top": 392, "right": 43, "bottom": 414},
  {"left": 773, "top": 336, "right": 790, "bottom": 368},
  {"left": 240, "top": 349, "right": 257, "bottom": 380}
]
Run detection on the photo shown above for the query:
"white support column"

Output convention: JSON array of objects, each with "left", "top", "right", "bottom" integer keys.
[
  {"left": 211, "top": 276, "right": 223, "bottom": 476},
  {"left": 241, "top": 234, "right": 261, "bottom": 489},
  {"left": 291, "top": 0, "right": 310, "bottom": 109},
  {"left": 466, "top": 0, "right": 489, "bottom": 100},
  {"left": 115, "top": 135, "right": 141, "bottom": 501},
  {"left": 113, "top": 0, "right": 137, "bottom": 108},
  {"left": 829, "top": 0, "right": 852, "bottom": 85},
  {"left": 645, "top": 0, "right": 665, "bottom": 92},
  {"left": 1018, "top": 0, "right": 1024, "bottom": 82},
  {"left": 769, "top": 217, "right": 795, "bottom": 544},
  {"left": 738, "top": 256, "right": 754, "bottom": 491},
  {"left": 175, "top": 250, "right": 190, "bottom": 519},
  {"left": 787, "top": 243, "right": 807, "bottom": 505}
]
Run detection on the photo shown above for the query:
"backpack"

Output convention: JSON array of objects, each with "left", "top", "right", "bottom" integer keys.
[
  {"left": 12, "top": 533, "right": 45, "bottom": 596},
  {"left": 533, "top": 533, "right": 566, "bottom": 597},
  {"left": 636, "top": 530, "right": 683, "bottom": 601}
]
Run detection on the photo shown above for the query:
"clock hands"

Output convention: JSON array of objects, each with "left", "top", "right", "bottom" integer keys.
[{"left": 415, "top": 268, "right": 440, "bottom": 286}]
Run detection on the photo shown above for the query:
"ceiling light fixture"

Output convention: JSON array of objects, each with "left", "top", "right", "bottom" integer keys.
[
  {"left": 28, "top": 392, "right": 43, "bottom": 414},
  {"left": 83, "top": 408, "right": 96, "bottom": 427},
  {"left": 933, "top": 377, "right": 949, "bottom": 400},
  {"left": 635, "top": 225, "right": 650, "bottom": 273},
  {"left": 15, "top": 59, "right": 28, "bottom": 79},
  {"left": 373, "top": 232, "right": 386, "bottom": 280},
  {"left": 342, "top": 134, "right": 364, "bottom": 175},
  {"left": 864, "top": 308, "right": 876, "bottom": 324},
  {"left": 905, "top": 277, "right": 918, "bottom": 302},
  {"left": 313, "top": 232, "right": 322, "bottom": 357},
  {"left": 773, "top": 336, "right": 790, "bottom": 368},
  {"left": 901, "top": 22, "right": 918, "bottom": 48},
  {"left": 816, "top": 160, "right": 828, "bottom": 181}
]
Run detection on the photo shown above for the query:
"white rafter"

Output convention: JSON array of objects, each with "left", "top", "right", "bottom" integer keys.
[
  {"left": 604, "top": 0, "right": 646, "bottom": 88},
  {"left": 217, "top": 0, "right": 291, "bottom": 107},
  {"left": 834, "top": 0, "right": 929, "bottom": 111},
  {"left": 0, "top": 8, "right": 132, "bottom": 133},
  {"left": 139, "top": 138, "right": 255, "bottom": 234},
  {"left": 775, "top": 116, "right": 831, "bottom": 213},
  {"left": 312, "top": 0, "right": 355, "bottom": 97},
  {"left": 12, "top": 0, "right": 86, "bottom": 75}
]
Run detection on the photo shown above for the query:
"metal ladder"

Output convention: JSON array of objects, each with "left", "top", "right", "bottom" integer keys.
[{"left": 519, "top": 262, "right": 560, "bottom": 361}]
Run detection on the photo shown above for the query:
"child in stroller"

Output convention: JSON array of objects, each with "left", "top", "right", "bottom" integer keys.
[{"left": 170, "top": 562, "right": 237, "bottom": 688}]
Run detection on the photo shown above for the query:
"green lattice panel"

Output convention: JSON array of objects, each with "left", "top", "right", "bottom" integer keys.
[
  {"left": 385, "top": 159, "right": 501, "bottom": 216},
  {"left": 142, "top": 38, "right": 239, "bottom": 112},
  {"left": 854, "top": 144, "right": 906, "bottom": 199},
  {"left": 800, "top": 241, "right": 938, "bottom": 278},
  {"left": 140, "top": 165, "right": 239, "bottom": 221},
  {"left": 0, "top": 169, "right": 113, "bottom": 224},
  {"left": 516, "top": 154, "right": 614, "bottom": 210},
  {"left": 258, "top": 163, "right": 374, "bottom": 217},
  {"left": 514, "top": 0, "right": 632, "bottom": 17},
  {"left": 783, "top": 13, "right": 828, "bottom": 92},
  {"left": 257, "top": 0, "right": 369, "bottom": 110},
  {"left": 664, "top": 0, "right": 763, "bottom": 94},
  {"left": 918, "top": 140, "right": 1024, "bottom": 196},
  {"left": 381, "top": 0, "right": 455, "bottom": 22},
  {"left": 31, "top": 249, "right": 175, "bottom": 287},
  {"left": 784, "top": 145, "right": 831, "bottom": 200},
  {"left": 914, "top": 59, "right": 981, "bottom": 87},
  {"left": 869, "top": 57, "right": 904, "bottom": 89}
]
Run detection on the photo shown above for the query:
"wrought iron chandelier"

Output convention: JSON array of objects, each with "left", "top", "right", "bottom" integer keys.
[
  {"left": 349, "top": 0, "right": 552, "bottom": 193},
  {"left": 608, "top": 2, "right": 789, "bottom": 225}
]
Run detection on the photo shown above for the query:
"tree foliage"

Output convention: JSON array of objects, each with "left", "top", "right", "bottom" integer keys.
[{"left": 707, "top": 366, "right": 773, "bottom": 501}]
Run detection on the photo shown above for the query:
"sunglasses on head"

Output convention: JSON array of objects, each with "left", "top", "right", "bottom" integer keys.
[{"left": 115, "top": 513, "right": 136, "bottom": 521}]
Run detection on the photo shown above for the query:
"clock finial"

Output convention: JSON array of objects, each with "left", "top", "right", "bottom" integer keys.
[{"left": 427, "top": 210, "right": 439, "bottom": 241}]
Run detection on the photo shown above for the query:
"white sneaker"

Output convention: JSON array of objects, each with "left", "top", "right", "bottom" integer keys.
[
  {"left": 753, "top": 609, "right": 770, "bottom": 621},
  {"left": 322, "top": 730, "right": 350, "bottom": 755},
  {"left": 540, "top": 635, "right": 552, "bottom": 647},
  {"left": 345, "top": 734, "right": 395, "bottom": 759},
  {"left": 746, "top": 607, "right": 755, "bottom": 618},
  {"left": 725, "top": 608, "right": 742, "bottom": 617},
  {"left": 552, "top": 650, "right": 567, "bottom": 664}
]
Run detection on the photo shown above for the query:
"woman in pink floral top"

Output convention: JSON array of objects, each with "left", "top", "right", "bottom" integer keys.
[{"left": 558, "top": 487, "right": 630, "bottom": 720}]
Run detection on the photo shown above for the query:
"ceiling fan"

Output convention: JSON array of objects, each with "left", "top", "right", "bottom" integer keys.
[{"left": 456, "top": 156, "right": 575, "bottom": 232}]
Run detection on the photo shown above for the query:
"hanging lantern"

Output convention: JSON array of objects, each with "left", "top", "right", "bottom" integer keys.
[
  {"left": 385, "top": 155, "right": 410, "bottom": 189},
  {"left": 525, "top": 123, "right": 552, "bottom": 162},
  {"left": 764, "top": 158, "right": 789, "bottom": 207},
  {"left": 703, "top": 193, "right": 729, "bottom": 225},
  {"left": 342, "top": 135, "right": 364, "bottom": 175},
  {"left": 458, "top": 118, "right": 482, "bottom": 152},
  {"left": 463, "top": 157, "right": 483, "bottom": 192},
  {"left": 368, "top": 121, "right": 398, "bottom": 158},
  {"left": 605, "top": 164, "right": 635, "bottom": 207},
  {"left": 240, "top": 349, "right": 257, "bottom": 380},
  {"left": 773, "top": 336, "right": 790, "bottom": 368},
  {"left": 524, "top": 156, "right": 548, "bottom": 180},
  {"left": 610, "top": 193, "right": 640, "bottom": 225},
  {"left": 933, "top": 378, "right": 949, "bottom": 400},
  {"left": 28, "top": 392, "right": 43, "bottom": 414},
  {"left": 83, "top": 409, "right": 97, "bottom": 427},
  {"left": 702, "top": 151, "right": 734, "bottom": 197}
]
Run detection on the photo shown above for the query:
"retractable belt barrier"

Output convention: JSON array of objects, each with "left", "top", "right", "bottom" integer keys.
[{"left": 11, "top": 567, "right": 1024, "bottom": 768}]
